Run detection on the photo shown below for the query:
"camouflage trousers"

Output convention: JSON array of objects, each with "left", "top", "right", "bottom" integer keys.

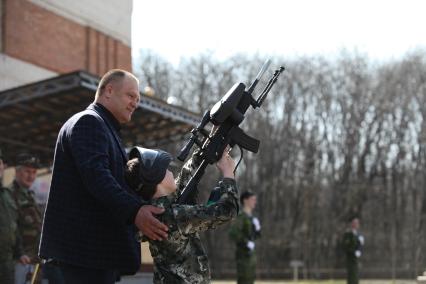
[
  {"left": 0, "top": 260, "right": 14, "bottom": 284},
  {"left": 236, "top": 253, "right": 256, "bottom": 284}
]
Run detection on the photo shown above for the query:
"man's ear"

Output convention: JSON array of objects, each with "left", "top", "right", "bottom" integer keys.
[{"left": 104, "top": 84, "right": 114, "bottom": 98}]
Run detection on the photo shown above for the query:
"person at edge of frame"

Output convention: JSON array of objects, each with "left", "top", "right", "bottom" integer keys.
[
  {"left": 8, "top": 153, "right": 44, "bottom": 284},
  {"left": 0, "top": 149, "right": 30, "bottom": 284}
]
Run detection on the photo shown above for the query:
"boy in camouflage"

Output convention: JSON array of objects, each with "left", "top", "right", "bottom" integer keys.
[{"left": 125, "top": 146, "right": 239, "bottom": 284}]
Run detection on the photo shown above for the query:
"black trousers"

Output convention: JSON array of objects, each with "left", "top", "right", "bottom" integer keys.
[
  {"left": 58, "top": 263, "right": 118, "bottom": 284},
  {"left": 43, "top": 262, "right": 65, "bottom": 284}
]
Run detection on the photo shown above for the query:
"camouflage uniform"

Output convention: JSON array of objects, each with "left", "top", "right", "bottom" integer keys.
[
  {"left": 9, "top": 180, "right": 42, "bottom": 261},
  {"left": 0, "top": 185, "right": 22, "bottom": 284},
  {"left": 10, "top": 180, "right": 43, "bottom": 284},
  {"left": 10, "top": 154, "right": 45, "bottom": 284},
  {"left": 229, "top": 212, "right": 261, "bottom": 284},
  {"left": 142, "top": 153, "right": 239, "bottom": 284},
  {"left": 342, "top": 230, "right": 363, "bottom": 284}
]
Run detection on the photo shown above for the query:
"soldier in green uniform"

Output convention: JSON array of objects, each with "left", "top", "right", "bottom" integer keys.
[
  {"left": 125, "top": 146, "right": 239, "bottom": 284},
  {"left": 8, "top": 153, "right": 42, "bottom": 284},
  {"left": 342, "top": 217, "right": 364, "bottom": 284},
  {"left": 229, "top": 191, "right": 261, "bottom": 284},
  {"left": 0, "top": 149, "right": 30, "bottom": 284}
]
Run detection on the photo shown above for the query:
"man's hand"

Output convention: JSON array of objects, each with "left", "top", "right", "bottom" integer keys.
[
  {"left": 135, "top": 205, "right": 168, "bottom": 241},
  {"left": 19, "top": 255, "right": 31, "bottom": 264}
]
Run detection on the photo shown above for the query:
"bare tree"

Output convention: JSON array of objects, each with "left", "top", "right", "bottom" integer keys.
[{"left": 135, "top": 49, "right": 426, "bottom": 279}]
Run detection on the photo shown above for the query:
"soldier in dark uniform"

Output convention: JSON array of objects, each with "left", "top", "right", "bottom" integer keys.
[
  {"left": 342, "top": 217, "right": 364, "bottom": 284},
  {"left": 0, "top": 149, "right": 30, "bottom": 284},
  {"left": 8, "top": 153, "right": 42, "bottom": 284},
  {"left": 229, "top": 191, "right": 261, "bottom": 284},
  {"left": 125, "top": 146, "right": 239, "bottom": 284}
]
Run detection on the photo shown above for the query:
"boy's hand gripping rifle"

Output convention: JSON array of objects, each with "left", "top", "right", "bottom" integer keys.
[{"left": 177, "top": 60, "right": 285, "bottom": 204}]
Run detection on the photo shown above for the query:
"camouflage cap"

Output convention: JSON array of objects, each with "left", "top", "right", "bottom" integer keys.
[{"left": 16, "top": 153, "right": 40, "bottom": 168}]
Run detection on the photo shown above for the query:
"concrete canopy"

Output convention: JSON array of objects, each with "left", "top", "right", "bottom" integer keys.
[{"left": 0, "top": 71, "right": 200, "bottom": 166}]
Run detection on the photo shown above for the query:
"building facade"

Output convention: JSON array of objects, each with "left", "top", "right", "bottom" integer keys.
[{"left": 0, "top": 0, "right": 132, "bottom": 91}]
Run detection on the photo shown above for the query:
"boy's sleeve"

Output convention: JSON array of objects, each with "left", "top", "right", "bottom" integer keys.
[
  {"left": 174, "top": 151, "right": 203, "bottom": 203},
  {"left": 172, "top": 178, "right": 238, "bottom": 235}
]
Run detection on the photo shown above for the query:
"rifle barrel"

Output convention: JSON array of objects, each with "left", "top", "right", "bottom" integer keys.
[{"left": 247, "top": 59, "right": 271, "bottom": 94}]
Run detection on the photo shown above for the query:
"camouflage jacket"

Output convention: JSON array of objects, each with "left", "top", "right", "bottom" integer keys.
[
  {"left": 229, "top": 212, "right": 261, "bottom": 256},
  {"left": 9, "top": 180, "right": 42, "bottom": 259},
  {"left": 0, "top": 185, "right": 22, "bottom": 262},
  {"left": 146, "top": 153, "right": 239, "bottom": 284}
]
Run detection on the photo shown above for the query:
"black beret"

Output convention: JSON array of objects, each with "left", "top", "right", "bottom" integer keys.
[
  {"left": 128, "top": 147, "right": 173, "bottom": 186},
  {"left": 16, "top": 153, "right": 40, "bottom": 168}
]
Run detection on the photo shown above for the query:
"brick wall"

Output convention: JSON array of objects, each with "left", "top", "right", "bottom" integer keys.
[{"left": 2, "top": 0, "right": 132, "bottom": 75}]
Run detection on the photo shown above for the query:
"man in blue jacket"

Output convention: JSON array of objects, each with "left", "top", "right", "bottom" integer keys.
[{"left": 39, "top": 69, "right": 169, "bottom": 283}]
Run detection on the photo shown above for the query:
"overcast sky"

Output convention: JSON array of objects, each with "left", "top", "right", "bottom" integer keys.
[{"left": 132, "top": 0, "right": 426, "bottom": 65}]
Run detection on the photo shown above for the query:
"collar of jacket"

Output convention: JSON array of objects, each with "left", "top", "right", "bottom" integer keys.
[
  {"left": 12, "top": 179, "right": 25, "bottom": 190},
  {"left": 89, "top": 103, "right": 122, "bottom": 133},
  {"left": 86, "top": 103, "right": 127, "bottom": 162},
  {"left": 10, "top": 180, "right": 36, "bottom": 199}
]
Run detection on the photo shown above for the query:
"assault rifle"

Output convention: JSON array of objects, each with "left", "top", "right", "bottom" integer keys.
[{"left": 177, "top": 60, "right": 285, "bottom": 204}]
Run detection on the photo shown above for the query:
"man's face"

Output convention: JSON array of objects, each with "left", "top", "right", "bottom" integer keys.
[
  {"left": 351, "top": 218, "right": 360, "bottom": 230},
  {"left": 107, "top": 76, "right": 140, "bottom": 123},
  {"left": 0, "top": 159, "right": 4, "bottom": 179},
  {"left": 15, "top": 166, "right": 37, "bottom": 189},
  {"left": 245, "top": 195, "right": 257, "bottom": 210}
]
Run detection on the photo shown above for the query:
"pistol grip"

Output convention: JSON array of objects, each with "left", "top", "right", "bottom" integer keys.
[{"left": 229, "top": 127, "right": 260, "bottom": 153}]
